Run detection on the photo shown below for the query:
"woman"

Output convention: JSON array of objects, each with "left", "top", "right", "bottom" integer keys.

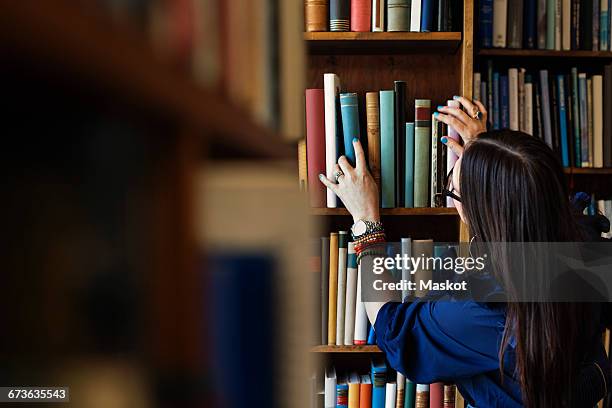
[{"left": 318, "top": 97, "right": 610, "bottom": 407}]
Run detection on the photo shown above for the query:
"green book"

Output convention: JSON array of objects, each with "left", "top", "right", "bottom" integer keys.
[
  {"left": 405, "top": 122, "right": 415, "bottom": 207},
  {"left": 414, "top": 99, "right": 431, "bottom": 208},
  {"left": 380, "top": 90, "right": 396, "bottom": 208},
  {"left": 404, "top": 378, "right": 416, "bottom": 408},
  {"left": 571, "top": 68, "right": 581, "bottom": 167},
  {"left": 546, "top": 0, "right": 555, "bottom": 49}
]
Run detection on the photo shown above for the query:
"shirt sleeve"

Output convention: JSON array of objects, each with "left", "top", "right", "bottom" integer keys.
[{"left": 374, "top": 299, "right": 505, "bottom": 383}]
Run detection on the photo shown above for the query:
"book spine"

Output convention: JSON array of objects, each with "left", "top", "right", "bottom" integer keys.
[
  {"left": 507, "top": 0, "right": 524, "bottom": 48},
  {"left": 601, "top": 0, "right": 609, "bottom": 51},
  {"left": 354, "top": 262, "right": 368, "bottom": 344},
  {"left": 413, "top": 239, "right": 433, "bottom": 298},
  {"left": 414, "top": 384, "right": 430, "bottom": 408},
  {"left": 395, "top": 81, "right": 407, "bottom": 207},
  {"left": 525, "top": 76, "right": 534, "bottom": 135},
  {"left": 571, "top": 0, "right": 580, "bottom": 50},
  {"left": 405, "top": 123, "right": 416, "bottom": 207},
  {"left": 421, "top": 0, "right": 433, "bottom": 31},
  {"left": 328, "top": 232, "right": 338, "bottom": 345},
  {"left": 556, "top": 75, "right": 570, "bottom": 167},
  {"left": 581, "top": 0, "right": 593, "bottom": 49},
  {"left": 509, "top": 68, "right": 519, "bottom": 130},
  {"left": 410, "top": 0, "right": 422, "bottom": 31},
  {"left": 551, "top": 68, "right": 560, "bottom": 154},
  {"left": 380, "top": 90, "right": 396, "bottom": 208},
  {"left": 306, "top": 0, "right": 328, "bottom": 31},
  {"left": 562, "top": 0, "right": 571, "bottom": 49},
  {"left": 487, "top": 60, "right": 494, "bottom": 127},
  {"left": 324, "top": 73, "right": 340, "bottom": 207},
  {"left": 372, "top": 0, "right": 386, "bottom": 31},
  {"left": 400, "top": 238, "right": 412, "bottom": 301},
  {"left": 330, "top": 0, "right": 350, "bottom": 31},
  {"left": 359, "top": 382, "right": 373, "bottom": 408},
  {"left": 430, "top": 383, "right": 443, "bottom": 408},
  {"left": 480, "top": 0, "right": 494, "bottom": 47},
  {"left": 414, "top": 100, "right": 431, "bottom": 208},
  {"left": 337, "top": 383, "right": 349, "bottom": 408},
  {"left": 493, "top": 0, "right": 508, "bottom": 47},
  {"left": 306, "top": 89, "right": 327, "bottom": 207},
  {"left": 535, "top": 80, "right": 544, "bottom": 139},
  {"left": 603, "top": 65, "right": 612, "bottom": 167},
  {"left": 348, "top": 382, "right": 361, "bottom": 408},
  {"left": 474, "top": 72, "right": 482, "bottom": 101},
  {"left": 372, "top": 367, "right": 387, "bottom": 408},
  {"left": 430, "top": 114, "right": 438, "bottom": 207},
  {"left": 578, "top": 73, "right": 589, "bottom": 165},
  {"left": 335, "top": 231, "right": 348, "bottom": 346},
  {"left": 540, "top": 70, "right": 553, "bottom": 147},
  {"left": 593, "top": 75, "right": 603, "bottom": 167},
  {"left": 493, "top": 72, "right": 501, "bottom": 129},
  {"left": 325, "top": 368, "right": 337, "bottom": 408},
  {"left": 388, "top": 0, "right": 411, "bottom": 31},
  {"left": 500, "top": 74, "right": 509, "bottom": 129},
  {"left": 443, "top": 385, "right": 456, "bottom": 408},
  {"left": 588, "top": 78, "right": 594, "bottom": 166},
  {"left": 405, "top": 379, "right": 416, "bottom": 408},
  {"left": 555, "top": 0, "right": 562, "bottom": 49},
  {"left": 298, "top": 138, "right": 307, "bottom": 192},
  {"left": 446, "top": 100, "right": 460, "bottom": 207},
  {"left": 340, "top": 93, "right": 361, "bottom": 166},
  {"left": 524, "top": 0, "right": 537, "bottom": 48},
  {"left": 366, "top": 92, "right": 382, "bottom": 197},
  {"left": 344, "top": 242, "right": 357, "bottom": 345},
  {"left": 321, "top": 237, "right": 330, "bottom": 344},
  {"left": 396, "top": 373, "right": 405, "bottom": 408},
  {"left": 594, "top": 0, "right": 600, "bottom": 50},
  {"left": 481, "top": 81, "right": 487, "bottom": 114},
  {"left": 518, "top": 68, "right": 526, "bottom": 132},
  {"left": 537, "top": 0, "right": 547, "bottom": 48},
  {"left": 546, "top": 0, "right": 555, "bottom": 49},
  {"left": 351, "top": 0, "right": 372, "bottom": 31},
  {"left": 385, "top": 383, "right": 397, "bottom": 408},
  {"left": 565, "top": 73, "right": 575, "bottom": 166},
  {"left": 571, "top": 68, "right": 582, "bottom": 166}
]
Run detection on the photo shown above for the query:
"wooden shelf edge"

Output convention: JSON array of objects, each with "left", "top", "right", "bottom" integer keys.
[
  {"left": 479, "top": 48, "right": 612, "bottom": 59},
  {"left": 310, "top": 208, "right": 459, "bottom": 216},
  {"left": 304, "top": 32, "right": 462, "bottom": 41},
  {"left": 564, "top": 167, "right": 612, "bottom": 175},
  {"left": 310, "top": 345, "right": 382, "bottom": 353}
]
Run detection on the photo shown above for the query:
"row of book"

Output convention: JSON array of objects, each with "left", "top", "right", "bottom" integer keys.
[
  {"left": 305, "top": 74, "right": 460, "bottom": 209},
  {"left": 305, "top": 0, "right": 459, "bottom": 32},
  {"left": 473, "top": 62, "right": 612, "bottom": 168},
  {"left": 479, "top": 0, "right": 612, "bottom": 50},
  {"left": 318, "top": 363, "right": 458, "bottom": 408},
  {"left": 98, "top": 0, "right": 304, "bottom": 140}
]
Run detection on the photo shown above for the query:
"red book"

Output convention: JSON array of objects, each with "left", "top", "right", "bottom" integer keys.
[
  {"left": 430, "top": 382, "right": 444, "bottom": 408},
  {"left": 306, "top": 89, "right": 327, "bottom": 207},
  {"left": 351, "top": 0, "right": 372, "bottom": 31}
]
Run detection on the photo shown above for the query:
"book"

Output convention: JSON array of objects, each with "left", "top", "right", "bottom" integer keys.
[
  {"left": 415, "top": 384, "right": 430, "bottom": 408},
  {"left": 571, "top": 68, "right": 581, "bottom": 166},
  {"left": 351, "top": 0, "right": 372, "bottom": 31},
  {"left": 306, "top": 0, "right": 328, "bottom": 31},
  {"left": 405, "top": 123, "right": 416, "bottom": 208},
  {"left": 410, "top": 0, "right": 422, "bottom": 32},
  {"left": 336, "top": 231, "right": 349, "bottom": 346},
  {"left": 401, "top": 237, "right": 412, "bottom": 302},
  {"left": 372, "top": 0, "right": 386, "bottom": 31},
  {"left": 388, "top": 0, "right": 412, "bottom": 31},
  {"left": 601, "top": 0, "right": 610, "bottom": 51},
  {"left": 540, "top": 70, "right": 553, "bottom": 148},
  {"left": 551, "top": 73, "right": 560, "bottom": 155},
  {"left": 524, "top": 0, "right": 537, "bottom": 48},
  {"left": 360, "top": 375, "right": 373, "bottom": 408},
  {"left": 593, "top": 0, "right": 600, "bottom": 51},
  {"left": 395, "top": 81, "right": 407, "bottom": 207},
  {"left": 571, "top": 0, "right": 580, "bottom": 49},
  {"left": 588, "top": 78, "right": 594, "bottom": 166},
  {"left": 518, "top": 68, "right": 526, "bottom": 131},
  {"left": 554, "top": 0, "right": 561, "bottom": 50},
  {"left": 348, "top": 373, "right": 361, "bottom": 408},
  {"left": 487, "top": 60, "right": 494, "bottom": 127},
  {"left": 404, "top": 378, "right": 416, "bottom": 408},
  {"left": 581, "top": 0, "right": 593, "bottom": 50},
  {"left": 493, "top": 71, "right": 500, "bottom": 129},
  {"left": 321, "top": 237, "right": 330, "bottom": 345},
  {"left": 324, "top": 73, "right": 341, "bottom": 208},
  {"left": 430, "top": 382, "right": 443, "bottom": 408},
  {"left": 328, "top": 232, "right": 339, "bottom": 345},
  {"left": 556, "top": 75, "right": 570, "bottom": 167},
  {"left": 500, "top": 74, "right": 509, "bottom": 129},
  {"left": 337, "top": 375, "right": 349, "bottom": 408},
  {"left": 330, "top": 0, "right": 350, "bottom": 31},
  {"left": 537, "top": 0, "right": 547, "bottom": 49},
  {"left": 306, "top": 89, "right": 327, "bottom": 207},
  {"left": 340, "top": 93, "right": 361, "bottom": 166},
  {"left": 344, "top": 242, "right": 358, "bottom": 345},
  {"left": 414, "top": 100, "right": 431, "bottom": 208},
  {"left": 372, "top": 358, "right": 388, "bottom": 408},
  {"left": 507, "top": 0, "right": 523, "bottom": 48},
  {"left": 430, "top": 114, "right": 439, "bottom": 207},
  {"left": 298, "top": 138, "right": 307, "bottom": 192},
  {"left": 354, "top": 262, "right": 368, "bottom": 344},
  {"left": 474, "top": 72, "right": 481, "bottom": 101},
  {"left": 396, "top": 373, "right": 406, "bottom": 408},
  {"left": 366, "top": 92, "right": 382, "bottom": 195},
  {"left": 546, "top": 0, "right": 555, "bottom": 49},
  {"left": 325, "top": 367, "right": 337, "bottom": 408},
  {"left": 413, "top": 239, "right": 433, "bottom": 297},
  {"left": 421, "top": 0, "right": 434, "bottom": 31},
  {"left": 480, "top": 0, "right": 494, "bottom": 47},
  {"left": 493, "top": 0, "right": 508, "bottom": 47},
  {"left": 604, "top": 64, "right": 612, "bottom": 167},
  {"left": 443, "top": 384, "right": 456, "bottom": 408},
  {"left": 380, "top": 90, "right": 396, "bottom": 208},
  {"left": 443, "top": 103, "right": 459, "bottom": 201},
  {"left": 385, "top": 383, "right": 397, "bottom": 408},
  {"left": 578, "top": 72, "right": 589, "bottom": 165},
  {"left": 509, "top": 68, "right": 519, "bottom": 130}
]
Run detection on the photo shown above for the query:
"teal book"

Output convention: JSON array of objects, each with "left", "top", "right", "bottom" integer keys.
[
  {"left": 414, "top": 99, "right": 431, "bottom": 208},
  {"left": 571, "top": 68, "right": 581, "bottom": 167},
  {"left": 371, "top": 358, "right": 387, "bottom": 408},
  {"left": 340, "top": 93, "right": 361, "bottom": 166},
  {"left": 404, "top": 378, "right": 416, "bottom": 408},
  {"left": 546, "top": 0, "right": 555, "bottom": 49},
  {"left": 405, "top": 122, "right": 415, "bottom": 207},
  {"left": 380, "top": 90, "right": 396, "bottom": 208}
]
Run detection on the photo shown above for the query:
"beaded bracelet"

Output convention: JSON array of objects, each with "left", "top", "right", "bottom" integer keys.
[
  {"left": 356, "top": 247, "right": 386, "bottom": 265},
  {"left": 354, "top": 236, "right": 386, "bottom": 254},
  {"left": 354, "top": 231, "right": 386, "bottom": 246}
]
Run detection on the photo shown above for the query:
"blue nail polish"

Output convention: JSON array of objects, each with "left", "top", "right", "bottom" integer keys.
[
  {"left": 319, "top": 174, "right": 324, "bottom": 179},
  {"left": 453, "top": 95, "right": 460, "bottom": 100},
  {"left": 353, "top": 137, "right": 359, "bottom": 143},
  {"left": 434, "top": 112, "right": 440, "bottom": 117},
  {"left": 437, "top": 105, "right": 445, "bottom": 110},
  {"left": 441, "top": 136, "right": 448, "bottom": 144}
]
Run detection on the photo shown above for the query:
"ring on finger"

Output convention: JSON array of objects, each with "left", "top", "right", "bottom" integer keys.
[
  {"left": 472, "top": 110, "right": 483, "bottom": 120},
  {"left": 334, "top": 170, "right": 345, "bottom": 183}
]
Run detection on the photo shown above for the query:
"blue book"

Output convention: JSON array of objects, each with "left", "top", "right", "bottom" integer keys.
[
  {"left": 500, "top": 75, "right": 509, "bottom": 129},
  {"left": 540, "top": 70, "right": 553, "bottom": 148},
  {"left": 367, "top": 325, "right": 376, "bottom": 344},
  {"left": 570, "top": 68, "right": 581, "bottom": 167},
  {"left": 493, "top": 72, "right": 500, "bottom": 129},
  {"left": 371, "top": 358, "right": 387, "bottom": 408},
  {"left": 524, "top": 0, "right": 537, "bottom": 48},
  {"left": 405, "top": 123, "right": 415, "bottom": 207},
  {"left": 602, "top": 2, "right": 610, "bottom": 51},
  {"left": 380, "top": 90, "right": 396, "bottom": 208},
  {"left": 578, "top": 73, "right": 588, "bottom": 166},
  {"left": 421, "top": 0, "right": 434, "bottom": 32},
  {"left": 340, "top": 93, "right": 361, "bottom": 166},
  {"left": 479, "top": 0, "right": 493, "bottom": 47},
  {"left": 556, "top": 75, "right": 570, "bottom": 167}
]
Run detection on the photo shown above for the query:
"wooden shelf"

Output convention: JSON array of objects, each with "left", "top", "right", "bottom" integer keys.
[
  {"left": 311, "top": 345, "right": 382, "bottom": 353},
  {"left": 305, "top": 31, "right": 463, "bottom": 54},
  {"left": 479, "top": 48, "right": 612, "bottom": 59},
  {"left": 310, "top": 207, "right": 459, "bottom": 216},
  {"left": 0, "top": 0, "right": 293, "bottom": 159},
  {"left": 564, "top": 167, "right": 612, "bottom": 175}
]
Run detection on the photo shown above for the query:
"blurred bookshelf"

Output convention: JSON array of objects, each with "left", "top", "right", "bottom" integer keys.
[
  {"left": 310, "top": 208, "right": 459, "bottom": 216},
  {"left": 311, "top": 345, "right": 382, "bottom": 353}
]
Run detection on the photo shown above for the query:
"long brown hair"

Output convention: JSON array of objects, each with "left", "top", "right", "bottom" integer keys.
[{"left": 460, "top": 130, "right": 592, "bottom": 407}]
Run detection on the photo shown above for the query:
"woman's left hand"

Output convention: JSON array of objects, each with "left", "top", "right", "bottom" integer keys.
[{"left": 435, "top": 96, "right": 488, "bottom": 156}]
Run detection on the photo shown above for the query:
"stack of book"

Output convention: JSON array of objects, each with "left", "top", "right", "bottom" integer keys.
[
  {"left": 305, "top": 74, "right": 461, "bottom": 209},
  {"left": 479, "top": 0, "right": 612, "bottom": 50},
  {"left": 320, "top": 361, "right": 457, "bottom": 408},
  {"left": 305, "top": 0, "right": 459, "bottom": 32},
  {"left": 473, "top": 62, "right": 612, "bottom": 168}
]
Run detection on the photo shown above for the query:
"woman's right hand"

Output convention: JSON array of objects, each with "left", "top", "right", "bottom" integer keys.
[{"left": 435, "top": 96, "right": 488, "bottom": 156}]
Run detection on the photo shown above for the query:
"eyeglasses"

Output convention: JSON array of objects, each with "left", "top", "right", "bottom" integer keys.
[{"left": 439, "top": 165, "right": 461, "bottom": 203}]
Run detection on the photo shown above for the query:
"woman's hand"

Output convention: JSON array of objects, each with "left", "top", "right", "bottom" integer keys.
[
  {"left": 318, "top": 138, "right": 380, "bottom": 223},
  {"left": 436, "top": 96, "right": 488, "bottom": 156}
]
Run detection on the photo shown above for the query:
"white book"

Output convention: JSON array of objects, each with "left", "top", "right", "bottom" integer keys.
[
  {"left": 474, "top": 73, "right": 481, "bottom": 102},
  {"left": 324, "top": 367, "right": 337, "bottom": 408},
  {"left": 336, "top": 231, "right": 348, "bottom": 345},
  {"left": 555, "top": 0, "right": 562, "bottom": 50},
  {"left": 372, "top": 0, "right": 385, "bottom": 32},
  {"left": 396, "top": 373, "right": 406, "bottom": 408},
  {"left": 593, "top": 75, "right": 604, "bottom": 167},
  {"left": 562, "top": 0, "right": 571, "bottom": 50},
  {"left": 354, "top": 263, "right": 369, "bottom": 345},
  {"left": 344, "top": 242, "right": 358, "bottom": 345},
  {"left": 385, "top": 383, "right": 397, "bottom": 408},
  {"left": 518, "top": 68, "right": 526, "bottom": 132},
  {"left": 410, "top": 0, "right": 422, "bottom": 32},
  {"left": 588, "top": 78, "right": 594, "bottom": 167},
  {"left": 524, "top": 82, "right": 534, "bottom": 136},
  {"left": 401, "top": 238, "right": 412, "bottom": 301},
  {"left": 493, "top": 0, "right": 508, "bottom": 47},
  {"left": 508, "top": 68, "right": 519, "bottom": 131},
  {"left": 324, "top": 73, "right": 340, "bottom": 208}
]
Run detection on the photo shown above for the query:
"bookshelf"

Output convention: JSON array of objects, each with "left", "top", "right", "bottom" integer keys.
[
  {"left": 479, "top": 49, "right": 612, "bottom": 59},
  {"left": 310, "top": 207, "right": 459, "bottom": 216},
  {"left": 311, "top": 345, "right": 382, "bottom": 353}
]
